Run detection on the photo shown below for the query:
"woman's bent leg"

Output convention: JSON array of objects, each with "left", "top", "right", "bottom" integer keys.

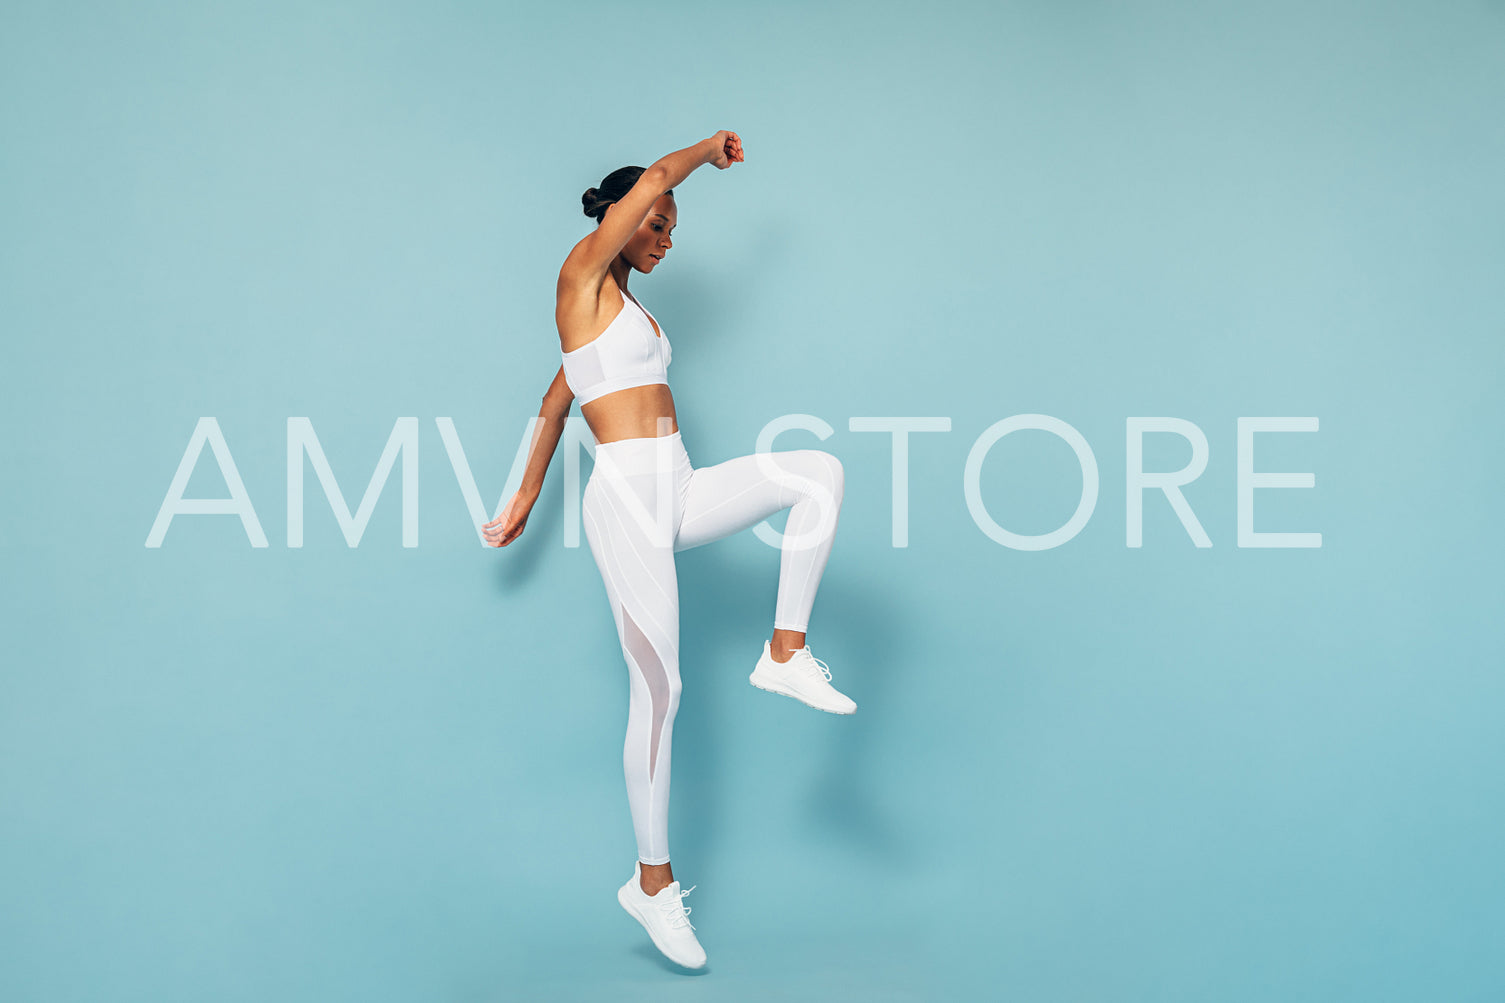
[
  {"left": 581, "top": 444, "right": 688, "bottom": 866},
  {"left": 673, "top": 448, "right": 844, "bottom": 632}
]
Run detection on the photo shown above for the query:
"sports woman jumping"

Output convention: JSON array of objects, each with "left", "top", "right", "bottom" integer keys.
[{"left": 482, "top": 131, "right": 854, "bottom": 971}]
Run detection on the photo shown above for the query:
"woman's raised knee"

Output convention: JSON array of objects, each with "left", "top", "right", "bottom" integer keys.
[{"left": 801, "top": 449, "right": 844, "bottom": 498}]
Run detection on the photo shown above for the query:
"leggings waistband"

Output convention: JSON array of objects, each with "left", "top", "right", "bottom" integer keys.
[
  {"left": 591, "top": 429, "right": 689, "bottom": 475},
  {"left": 594, "top": 428, "right": 682, "bottom": 450}
]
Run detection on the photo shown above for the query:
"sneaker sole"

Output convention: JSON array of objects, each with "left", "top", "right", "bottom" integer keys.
[
  {"left": 617, "top": 883, "right": 707, "bottom": 970},
  {"left": 748, "top": 669, "right": 856, "bottom": 715}
]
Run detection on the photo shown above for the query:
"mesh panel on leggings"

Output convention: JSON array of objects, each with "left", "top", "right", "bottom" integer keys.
[{"left": 621, "top": 606, "right": 671, "bottom": 782}]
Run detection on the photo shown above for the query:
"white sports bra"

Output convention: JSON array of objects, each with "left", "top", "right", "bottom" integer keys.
[{"left": 561, "top": 287, "right": 673, "bottom": 406}]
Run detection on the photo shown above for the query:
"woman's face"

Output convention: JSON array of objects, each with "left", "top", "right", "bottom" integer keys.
[{"left": 622, "top": 194, "right": 677, "bottom": 273}]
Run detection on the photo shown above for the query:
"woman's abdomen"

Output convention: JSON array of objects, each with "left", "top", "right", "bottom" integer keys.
[{"left": 580, "top": 384, "right": 679, "bottom": 444}]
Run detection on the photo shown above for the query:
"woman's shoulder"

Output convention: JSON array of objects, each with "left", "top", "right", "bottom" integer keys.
[
  {"left": 555, "top": 263, "right": 623, "bottom": 351},
  {"left": 562, "top": 247, "right": 623, "bottom": 302},
  {"left": 558, "top": 231, "right": 614, "bottom": 288}
]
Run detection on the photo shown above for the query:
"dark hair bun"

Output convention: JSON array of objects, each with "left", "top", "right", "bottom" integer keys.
[
  {"left": 582, "top": 187, "right": 608, "bottom": 222},
  {"left": 579, "top": 166, "right": 672, "bottom": 226}
]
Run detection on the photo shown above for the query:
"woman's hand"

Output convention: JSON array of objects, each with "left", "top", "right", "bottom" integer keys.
[
  {"left": 707, "top": 130, "right": 744, "bottom": 169},
  {"left": 483, "top": 489, "right": 534, "bottom": 547}
]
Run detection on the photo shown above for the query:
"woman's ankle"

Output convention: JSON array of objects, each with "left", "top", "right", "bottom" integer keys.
[
  {"left": 640, "top": 860, "right": 674, "bottom": 895},
  {"left": 770, "top": 627, "right": 807, "bottom": 661}
]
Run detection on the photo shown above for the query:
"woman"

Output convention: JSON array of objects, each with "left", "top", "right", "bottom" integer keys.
[{"left": 482, "top": 130, "right": 854, "bottom": 971}]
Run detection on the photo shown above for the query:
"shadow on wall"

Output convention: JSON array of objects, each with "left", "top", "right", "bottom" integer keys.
[{"left": 670, "top": 535, "right": 915, "bottom": 868}]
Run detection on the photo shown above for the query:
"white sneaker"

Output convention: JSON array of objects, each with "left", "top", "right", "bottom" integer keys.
[
  {"left": 749, "top": 641, "right": 857, "bottom": 715},
  {"left": 616, "top": 861, "right": 707, "bottom": 970}
]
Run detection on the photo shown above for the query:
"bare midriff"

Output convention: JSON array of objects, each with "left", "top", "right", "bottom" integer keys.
[{"left": 580, "top": 384, "right": 679, "bottom": 445}]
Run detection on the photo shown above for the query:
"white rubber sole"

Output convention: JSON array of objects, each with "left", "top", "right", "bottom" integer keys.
[
  {"left": 748, "top": 669, "right": 856, "bottom": 715},
  {"left": 617, "top": 882, "right": 706, "bottom": 970}
]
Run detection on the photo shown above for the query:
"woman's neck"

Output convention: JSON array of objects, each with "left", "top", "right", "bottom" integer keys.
[{"left": 609, "top": 260, "right": 631, "bottom": 291}]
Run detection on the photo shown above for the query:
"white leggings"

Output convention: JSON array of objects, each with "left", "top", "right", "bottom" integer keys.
[{"left": 580, "top": 427, "right": 845, "bottom": 865}]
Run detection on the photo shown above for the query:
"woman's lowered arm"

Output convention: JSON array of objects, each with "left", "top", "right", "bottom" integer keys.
[{"left": 483, "top": 365, "right": 575, "bottom": 548}]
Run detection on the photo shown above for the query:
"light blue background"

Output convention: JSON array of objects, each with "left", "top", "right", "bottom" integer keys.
[{"left": 3, "top": 1, "right": 1503, "bottom": 1000}]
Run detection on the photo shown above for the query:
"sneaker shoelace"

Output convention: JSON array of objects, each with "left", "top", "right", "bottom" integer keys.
[
  {"left": 791, "top": 646, "right": 833, "bottom": 682},
  {"left": 659, "top": 884, "right": 697, "bottom": 931}
]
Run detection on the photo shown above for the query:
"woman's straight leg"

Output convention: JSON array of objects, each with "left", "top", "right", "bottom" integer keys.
[
  {"left": 580, "top": 435, "right": 692, "bottom": 865},
  {"left": 673, "top": 448, "right": 845, "bottom": 632}
]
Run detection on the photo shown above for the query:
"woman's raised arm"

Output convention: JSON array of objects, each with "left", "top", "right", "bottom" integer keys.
[{"left": 564, "top": 131, "right": 743, "bottom": 282}]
